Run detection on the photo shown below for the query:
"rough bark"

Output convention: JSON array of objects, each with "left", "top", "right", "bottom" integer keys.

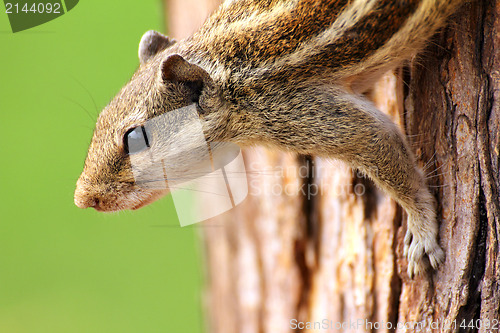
[{"left": 165, "top": 1, "right": 500, "bottom": 332}]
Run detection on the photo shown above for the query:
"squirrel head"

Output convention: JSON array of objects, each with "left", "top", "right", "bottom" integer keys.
[{"left": 74, "top": 30, "right": 227, "bottom": 211}]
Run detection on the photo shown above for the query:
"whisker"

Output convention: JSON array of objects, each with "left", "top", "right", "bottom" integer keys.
[
  {"left": 424, "top": 173, "right": 446, "bottom": 180},
  {"left": 428, "top": 184, "right": 450, "bottom": 188},
  {"left": 70, "top": 75, "right": 99, "bottom": 116},
  {"left": 167, "top": 185, "right": 238, "bottom": 197},
  {"left": 149, "top": 224, "right": 225, "bottom": 229},
  {"left": 405, "top": 133, "right": 428, "bottom": 138},
  {"left": 65, "top": 97, "right": 95, "bottom": 122},
  {"left": 421, "top": 151, "right": 437, "bottom": 171},
  {"left": 425, "top": 160, "right": 449, "bottom": 176}
]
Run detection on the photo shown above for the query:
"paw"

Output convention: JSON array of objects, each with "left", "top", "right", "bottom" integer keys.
[{"left": 403, "top": 226, "right": 444, "bottom": 278}]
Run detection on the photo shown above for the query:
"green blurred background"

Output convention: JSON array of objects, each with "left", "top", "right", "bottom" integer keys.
[{"left": 0, "top": 1, "right": 203, "bottom": 332}]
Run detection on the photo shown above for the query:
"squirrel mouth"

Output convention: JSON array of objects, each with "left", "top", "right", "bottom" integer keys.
[
  {"left": 131, "top": 201, "right": 150, "bottom": 210},
  {"left": 131, "top": 190, "right": 166, "bottom": 210}
]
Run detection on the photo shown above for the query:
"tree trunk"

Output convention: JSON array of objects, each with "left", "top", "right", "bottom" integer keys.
[{"left": 165, "top": 1, "right": 500, "bottom": 332}]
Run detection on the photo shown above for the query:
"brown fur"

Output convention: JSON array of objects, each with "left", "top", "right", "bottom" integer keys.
[{"left": 75, "top": 0, "right": 464, "bottom": 277}]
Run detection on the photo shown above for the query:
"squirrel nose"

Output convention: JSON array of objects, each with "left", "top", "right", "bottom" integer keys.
[
  {"left": 74, "top": 178, "right": 99, "bottom": 209},
  {"left": 74, "top": 195, "right": 97, "bottom": 209},
  {"left": 74, "top": 190, "right": 98, "bottom": 209}
]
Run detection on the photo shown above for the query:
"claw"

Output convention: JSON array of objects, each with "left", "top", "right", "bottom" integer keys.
[
  {"left": 407, "top": 261, "right": 415, "bottom": 279},
  {"left": 404, "top": 226, "right": 444, "bottom": 278},
  {"left": 427, "top": 245, "right": 444, "bottom": 269}
]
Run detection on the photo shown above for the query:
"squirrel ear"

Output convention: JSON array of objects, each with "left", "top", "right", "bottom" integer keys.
[
  {"left": 160, "top": 54, "right": 210, "bottom": 83},
  {"left": 161, "top": 54, "right": 213, "bottom": 103},
  {"left": 161, "top": 54, "right": 218, "bottom": 107},
  {"left": 138, "top": 30, "right": 176, "bottom": 64}
]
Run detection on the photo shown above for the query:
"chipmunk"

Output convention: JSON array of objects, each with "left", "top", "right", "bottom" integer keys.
[{"left": 74, "top": 0, "right": 463, "bottom": 277}]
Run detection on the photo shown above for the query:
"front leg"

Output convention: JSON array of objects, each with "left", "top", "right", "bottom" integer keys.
[{"left": 244, "top": 85, "right": 444, "bottom": 277}]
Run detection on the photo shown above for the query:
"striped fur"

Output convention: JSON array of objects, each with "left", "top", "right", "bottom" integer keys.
[
  {"left": 185, "top": 0, "right": 460, "bottom": 92},
  {"left": 75, "top": 0, "right": 464, "bottom": 277}
]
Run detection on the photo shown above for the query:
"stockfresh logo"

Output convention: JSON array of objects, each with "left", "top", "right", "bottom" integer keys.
[
  {"left": 128, "top": 104, "right": 249, "bottom": 226},
  {"left": 4, "top": 0, "right": 79, "bottom": 32}
]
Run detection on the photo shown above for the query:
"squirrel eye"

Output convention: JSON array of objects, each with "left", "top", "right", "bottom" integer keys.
[{"left": 124, "top": 126, "right": 150, "bottom": 155}]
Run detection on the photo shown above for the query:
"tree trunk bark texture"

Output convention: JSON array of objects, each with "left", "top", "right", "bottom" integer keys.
[{"left": 165, "top": 1, "right": 500, "bottom": 332}]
